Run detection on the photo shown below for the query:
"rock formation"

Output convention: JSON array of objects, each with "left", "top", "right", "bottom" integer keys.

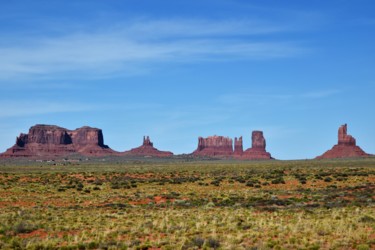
[
  {"left": 234, "top": 137, "right": 243, "bottom": 155},
  {"left": 192, "top": 132, "right": 273, "bottom": 159},
  {"left": 317, "top": 124, "right": 369, "bottom": 159},
  {"left": 122, "top": 136, "right": 173, "bottom": 157},
  {"left": 0, "top": 124, "right": 117, "bottom": 158},
  {"left": 338, "top": 124, "right": 356, "bottom": 146},
  {"left": 1, "top": 125, "right": 277, "bottom": 160},
  {"left": 240, "top": 131, "right": 272, "bottom": 160},
  {"left": 193, "top": 136, "right": 233, "bottom": 157}
]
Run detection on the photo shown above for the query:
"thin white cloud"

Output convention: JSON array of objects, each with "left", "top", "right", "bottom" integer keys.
[
  {"left": 301, "top": 89, "right": 341, "bottom": 98},
  {"left": 0, "top": 99, "right": 171, "bottom": 118},
  {"left": 218, "top": 89, "right": 340, "bottom": 105},
  {"left": 121, "top": 18, "right": 292, "bottom": 38},
  {"left": 0, "top": 101, "right": 98, "bottom": 118},
  {"left": 0, "top": 18, "right": 307, "bottom": 81}
]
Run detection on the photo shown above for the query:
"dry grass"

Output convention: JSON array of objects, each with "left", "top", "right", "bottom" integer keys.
[{"left": 0, "top": 157, "right": 374, "bottom": 249}]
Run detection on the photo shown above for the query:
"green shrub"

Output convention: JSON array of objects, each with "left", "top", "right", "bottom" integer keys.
[
  {"left": 359, "top": 215, "right": 375, "bottom": 223},
  {"left": 13, "top": 221, "right": 36, "bottom": 234},
  {"left": 357, "top": 244, "right": 370, "bottom": 250},
  {"left": 324, "top": 177, "right": 332, "bottom": 182},
  {"left": 206, "top": 238, "right": 220, "bottom": 249}
]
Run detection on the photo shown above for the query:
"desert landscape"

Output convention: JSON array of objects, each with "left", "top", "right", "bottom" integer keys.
[
  {"left": 0, "top": 157, "right": 374, "bottom": 249},
  {"left": 0, "top": 124, "right": 374, "bottom": 249},
  {"left": 1, "top": 1, "right": 374, "bottom": 249}
]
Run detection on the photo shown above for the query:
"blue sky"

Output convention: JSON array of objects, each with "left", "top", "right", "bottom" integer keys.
[{"left": 0, "top": 0, "right": 374, "bottom": 159}]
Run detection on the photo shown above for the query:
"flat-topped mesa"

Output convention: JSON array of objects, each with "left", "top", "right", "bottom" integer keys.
[
  {"left": 240, "top": 131, "right": 272, "bottom": 160},
  {"left": 317, "top": 124, "right": 369, "bottom": 159},
  {"left": 70, "top": 126, "right": 107, "bottom": 147},
  {"left": 17, "top": 125, "right": 72, "bottom": 146},
  {"left": 0, "top": 124, "right": 116, "bottom": 158},
  {"left": 234, "top": 137, "right": 243, "bottom": 155},
  {"left": 123, "top": 136, "right": 173, "bottom": 157},
  {"left": 193, "top": 135, "right": 233, "bottom": 157}
]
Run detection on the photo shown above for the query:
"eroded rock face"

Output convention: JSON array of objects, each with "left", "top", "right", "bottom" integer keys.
[
  {"left": 193, "top": 135, "right": 233, "bottom": 157},
  {"left": 192, "top": 133, "right": 273, "bottom": 159},
  {"left": 0, "top": 124, "right": 116, "bottom": 158},
  {"left": 142, "top": 136, "right": 153, "bottom": 147},
  {"left": 123, "top": 136, "right": 173, "bottom": 157},
  {"left": 338, "top": 124, "right": 356, "bottom": 146},
  {"left": 234, "top": 137, "right": 243, "bottom": 155},
  {"left": 70, "top": 126, "right": 106, "bottom": 147},
  {"left": 317, "top": 124, "right": 369, "bottom": 159},
  {"left": 16, "top": 125, "right": 72, "bottom": 146},
  {"left": 240, "top": 131, "right": 272, "bottom": 160},
  {"left": 251, "top": 131, "right": 266, "bottom": 149}
]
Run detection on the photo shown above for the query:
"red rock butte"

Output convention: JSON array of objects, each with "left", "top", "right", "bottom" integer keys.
[
  {"left": 317, "top": 124, "right": 369, "bottom": 159},
  {"left": 192, "top": 131, "right": 273, "bottom": 160},
  {"left": 122, "top": 136, "right": 173, "bottom": 157},
  {"left": 240, "top": 131, "right": 272, "bottom": 160},
  {"left": 0, "top": 124, "right": 117, "bottom": 158},
  {"left": 193, "top": 136, "right": 234, "bottom": 157}
]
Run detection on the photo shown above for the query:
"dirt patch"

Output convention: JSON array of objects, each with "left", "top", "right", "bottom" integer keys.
[
  {"left": 19, "top": 229, "right": 48, "bottom": 239},
  {"left": 0, "top": 201, "right": 36, "bottom": 208}
]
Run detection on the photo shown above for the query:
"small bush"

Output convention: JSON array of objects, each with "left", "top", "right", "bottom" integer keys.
[
  {"left": 191, "top": 237, "right": 205, "bottom": 248},
  {"left": 206, "top": 238, "right": 220, "bottom": 249},
  {"left": 271, "top": 178, "right": 285, "bottom": 184},
  {"left": 359, "top": 215, "right": 375, "bottom": 223},
  {"left": 88, "top": 242, "right": 99, "bottom": 249},
  {"left": 13, "top": 221, "right": 36, "bottom": 234},
  {"left": 324, "top": 177, "right": 332, "bottom": 182},
  {"left": 246, "top": 182, "right": 254, "bottom": 187},
  {"left": 357, "top": 244, "right": 370, "bottom": 250}
]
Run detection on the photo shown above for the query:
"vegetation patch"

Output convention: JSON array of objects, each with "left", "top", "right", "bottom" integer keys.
[{"left": 0, "top": 158, "right": 374, "bottom": 248}]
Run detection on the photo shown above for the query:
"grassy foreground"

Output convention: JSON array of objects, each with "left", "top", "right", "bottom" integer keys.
[{"left": 0, "top": 158, "right": 374, "bottom": 249}]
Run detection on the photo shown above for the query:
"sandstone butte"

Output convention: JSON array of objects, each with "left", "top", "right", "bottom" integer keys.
[
  {"left": 193, "top": 136, "right": 234, "bottom": 157},
  {"left": 192, "top": 131, "right": 273, "bottom": 160},
  {"left": 0, "top": 124, "right": 117, "bottom": 158},
  {"left": 122, "top": 136, "right": 173, "bottom": 157},
  {"left": 316, "top": 124, "right": 369, "bottom": 159}
]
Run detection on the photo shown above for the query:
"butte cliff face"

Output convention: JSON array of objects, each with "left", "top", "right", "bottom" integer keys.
[
  {"left": 193, "top": 136, "right": 233, "bottom": 157},
  {"left": 0, "top": 124, "right": 117, "bottom": 158},
  {"left": 192, "top": 132, "right": 272, "bottom": 159},
  {"left": 122, "top": 136, "right": 173, "bottom": 157},
  {"left": 234, "top": 137, "right": 243, "bottom": 155},
  {"left": 317, "top": 124, "right": 369, "bottom": 159},
  {"left": 240, "top": 131, "right": 272, "bottom": 160}
]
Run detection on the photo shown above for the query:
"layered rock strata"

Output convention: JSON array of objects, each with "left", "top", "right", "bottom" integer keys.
[
  {"left": 240, "top": 131, "right": 272, "bottom": 160},
  {"left": 234, "top": 137, "right": 243, "bottom": 155},
  {"left": 317, "top": 124, "right": 369, "bottom": 159},
  {"left": 0, "top": 124, "right": 116, "bottom": 157},
  {"left": 193, "top": 132, "right": 272, "bottom": 159},
  {"left": 123, "top": 136, "right": 173, "bottom": 157},
  {"left": 193, "top": 136, "right": 233, "bottom": 157}
]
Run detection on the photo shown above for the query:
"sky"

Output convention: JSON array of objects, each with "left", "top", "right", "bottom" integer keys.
[{"left": 0, "top": 0, "right": 374, "bottom": 160}]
